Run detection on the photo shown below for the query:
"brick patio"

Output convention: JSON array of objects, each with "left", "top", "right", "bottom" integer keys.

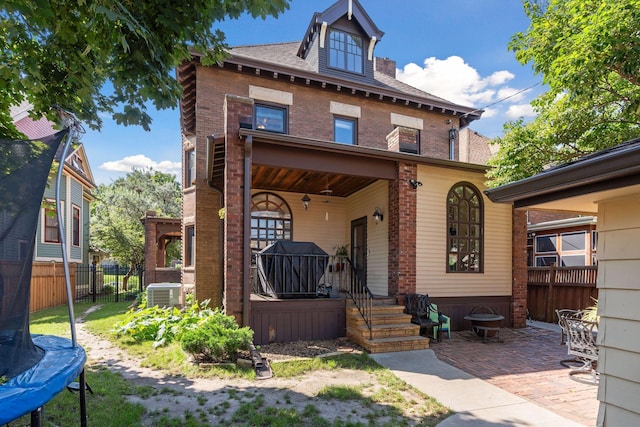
[{"left": 430, "top": 324, "right": 598, "bottom": 426}]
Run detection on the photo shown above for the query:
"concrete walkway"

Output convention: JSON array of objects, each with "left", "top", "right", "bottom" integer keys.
[{"left": 371, "top": 349, "right": 585, "bottom": 426}]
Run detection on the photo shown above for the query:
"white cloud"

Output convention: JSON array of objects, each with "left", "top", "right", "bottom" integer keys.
[
  {"left": 496, "top": 87, "right": 528, "bottom": 103},
  {"left": 396, "top": 56, "right": 517, "bottom": 108},
  {"left": 100, "top": 154, "right": 181, "bottom": 175},
  {"left": 505, "top": 104, "right": 536, "bottom": 119}
]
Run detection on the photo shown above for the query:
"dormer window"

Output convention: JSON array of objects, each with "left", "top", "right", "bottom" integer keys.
[{"left": 328, "top": 29, "right": 363, "bottom": 74}]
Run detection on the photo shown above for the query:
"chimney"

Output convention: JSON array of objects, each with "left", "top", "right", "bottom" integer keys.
[{"left": 375, "top": 57, "right": 396, "bottom": 79}]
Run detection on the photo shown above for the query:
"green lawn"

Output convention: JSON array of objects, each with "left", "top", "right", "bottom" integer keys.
[{"left": 14, "top": 302, "right": 451, "bottom": 426}]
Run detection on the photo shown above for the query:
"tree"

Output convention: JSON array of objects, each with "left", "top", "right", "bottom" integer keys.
[
  {"left": 1, "top": 0, "right": 290, "bottom": 139},
  {"left": 90, "top": 169, "right": 181, "bottom": 287},
  {"left": 487, "top": 0, "right": 640, "bottom": 186}
]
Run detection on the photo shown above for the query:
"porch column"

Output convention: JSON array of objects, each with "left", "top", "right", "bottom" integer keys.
[
  {"left": 223, "top": 95, "right": 254, "bottom": 326},
  {"left": 388, "top": 162, "right": 417, "bottom": 297},
  {"left": 512, "top": 207, "right": 527, "bottom": 328}
]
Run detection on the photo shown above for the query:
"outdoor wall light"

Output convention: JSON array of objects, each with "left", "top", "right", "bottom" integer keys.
[
  {"left": 372, "top": 207, "right": 384, "bottom": 224},
  {"left": 301, "top": 193, "right": 311, "bottom": 210},
  {"left": 409, "top": 179, "right": 423, "bottom": 189}
]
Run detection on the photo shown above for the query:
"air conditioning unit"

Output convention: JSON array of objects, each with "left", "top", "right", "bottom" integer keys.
[{"left": 146, "top": 283, "right": 182, "bottom": 308}]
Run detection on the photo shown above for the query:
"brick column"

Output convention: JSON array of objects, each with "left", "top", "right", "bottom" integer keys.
[
  {"left": 388, "top": 162, "right": 417, "bottom": 297},
  {"left": 143, "top": 211, "right": 157, "bottom": 286},
  {"left": 512, "top": 207, "right": 527, "bottom": 328},
  {"left": 223, "top": 95, "right": 254, "bottom": 325}
]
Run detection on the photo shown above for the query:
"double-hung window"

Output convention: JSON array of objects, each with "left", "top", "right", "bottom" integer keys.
[
  {"left": 329, "top": 29, "right": 363, "bottom": 74},
  {"left": 72, "top": 205, "right": 81, "bottom": 247},
  {"left": 186, "top": 149, "right": 195, "bottom": 187},
  {"left": 44, "top": 201, "right": 60, "bottom": 243},
  {"left": 185, "top": 226, "right": 195, "bottom": 267}
]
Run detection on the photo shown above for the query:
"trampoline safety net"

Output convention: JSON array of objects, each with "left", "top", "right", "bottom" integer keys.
[{"left": 0, "top": 129, "right": 68, "bottom": 378}]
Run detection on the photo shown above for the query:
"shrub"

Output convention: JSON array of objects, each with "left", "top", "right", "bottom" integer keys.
[{"left": 180, "top": 310, "right": 253, "bottom": 363}]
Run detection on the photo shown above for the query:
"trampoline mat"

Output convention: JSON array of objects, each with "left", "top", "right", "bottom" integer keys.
[{"left": 0, "top": 335, "right": 86, "bottom": 424}]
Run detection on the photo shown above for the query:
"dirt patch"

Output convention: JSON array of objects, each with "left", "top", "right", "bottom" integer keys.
[{"left": 75, "top": 316, "right": 432, "bottom": 426}]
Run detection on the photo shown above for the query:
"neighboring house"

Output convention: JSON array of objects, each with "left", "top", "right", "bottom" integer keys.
[
  {"left": 485, "top": 137, "right": 640, "bottom": 426},
  {"left": 457, "top": 127, "right": 496, "bottom": 165},
  {"left": 179, "top": 0, "right": 517, "bottom": 343},
  {"left": 527, "top": 215, "right": 598, "bottom": 267},
  {"left": 10, "top": 102, "right": 96, "bottom": 266}
]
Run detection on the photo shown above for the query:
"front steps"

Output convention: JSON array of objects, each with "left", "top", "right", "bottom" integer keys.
[{"left": 346, "top": 297, "right": 430, "bottom": 353}]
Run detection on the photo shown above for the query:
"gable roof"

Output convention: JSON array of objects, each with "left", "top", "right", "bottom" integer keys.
[
  {"left": 297, "top": 0, "right": 384, "bottom": 59},
  {"left": 11, "top": 104, "right": 96, "bottom": 189}
]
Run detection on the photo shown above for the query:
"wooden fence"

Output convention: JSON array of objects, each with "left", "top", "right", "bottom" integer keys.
[
  {"left": 527, "top": 266, "right": 598, "bottom": 323},
  {"left": 30, "top": 262, "right": 76, "bottom": 312}
]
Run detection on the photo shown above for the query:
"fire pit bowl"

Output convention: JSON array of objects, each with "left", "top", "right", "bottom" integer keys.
[{"left": 464, "top": 306, "right": 504, "bottom": 342}]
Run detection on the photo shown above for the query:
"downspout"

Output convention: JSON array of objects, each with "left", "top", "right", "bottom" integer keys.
[{"left": 243, "top": 135, "right": 253, "bottom": 326}]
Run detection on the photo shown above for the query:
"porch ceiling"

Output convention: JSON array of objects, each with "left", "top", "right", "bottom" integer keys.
[{"left": 252, "top": 166, "right": 377, "bottom": 197}]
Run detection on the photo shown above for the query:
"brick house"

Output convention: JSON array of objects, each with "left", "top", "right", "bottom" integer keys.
[{"left": 178, "top": 0, "right": 518, "bottom": 346}]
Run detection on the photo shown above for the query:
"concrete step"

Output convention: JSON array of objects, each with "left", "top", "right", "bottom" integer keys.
[
  {"left": 346, "top": 333, "right": 430, "bottom": 354},
  {"left": 346, "top": 304, "right": 406, "bottom": 317},
  {"left": 348, "top": 312, "right": 413, "bottom": 326},
  {"left": 347, "top": 323, "right": 421, "bottom": 340}
]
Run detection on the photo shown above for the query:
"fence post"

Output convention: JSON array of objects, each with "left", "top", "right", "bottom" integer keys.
[
  {"left": 91, "top": 262, "right": 97, "bottom": 303},
  {"left": 115, "top": 264, "right": 119, "bottom": 303},
  {"left": 545, "top": 266, "right": 556, "bottom": 323}
]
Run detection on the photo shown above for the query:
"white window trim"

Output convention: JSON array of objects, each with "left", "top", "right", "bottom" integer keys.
[
  {"left": 71, "top": 204, "right": 81, "bottom": 248},
  {"left": 534, "top": 233, "right": 557, "bottom": 254},
  {"left": 560, "top": 231, "right": 586, "bottom": 253},
  {"left": 42, "top": 199, "right": 64, "bottom": 245}
]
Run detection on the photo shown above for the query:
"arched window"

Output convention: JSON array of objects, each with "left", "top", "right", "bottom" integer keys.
[
  {"left": 250, "top": 192, "right": 292, "bottom": 252},
  {"left": 447, "top": 182, "right": 483, "bottom": 273}
]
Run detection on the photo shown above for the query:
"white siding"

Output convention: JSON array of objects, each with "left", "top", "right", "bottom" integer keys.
[
  {"left": 416, "top": 165, "right": 512, "bottom": 297},
  {"left": 596, "top": 196, "right": 640, "bottom": 425},
  {"left": 261, "top": 183, "right": 388, "bottom": 295},
  {"left": 346, "top": 180, "right": 388, "bottom": 296},
  {"left": 265, "top": 190, "right": 347, "bottom": 255}
]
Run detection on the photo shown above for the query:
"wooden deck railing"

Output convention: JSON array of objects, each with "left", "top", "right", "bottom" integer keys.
[{"left": 527, "top": 266, "right": 598, "bottom": 323}]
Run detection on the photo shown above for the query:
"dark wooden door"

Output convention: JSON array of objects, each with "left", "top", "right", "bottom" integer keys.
[{"left": 351, "top": 217, "right": 367, "bottom": 282}]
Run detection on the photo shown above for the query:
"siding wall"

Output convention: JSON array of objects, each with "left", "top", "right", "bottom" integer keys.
[
  {"left": 596, "top": 195, "right": 640, "bottom": 425},
  {"left": 345, "top": 180, "right": 388, "bottom": 295},
  {"left": 415, "top": 165, "right": 512, "bottom": 297}
]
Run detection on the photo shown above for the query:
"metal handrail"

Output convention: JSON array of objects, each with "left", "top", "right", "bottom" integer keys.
[{"left": 342, "top": 257, "right": 374, "bottom": 340}]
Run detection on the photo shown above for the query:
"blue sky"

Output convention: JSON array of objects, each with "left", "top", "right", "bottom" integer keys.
[{"left": 82, "top": 0, "right": 543, "bottom": 185}]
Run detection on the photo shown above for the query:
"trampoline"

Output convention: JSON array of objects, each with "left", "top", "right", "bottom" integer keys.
[{"left": 0, "top": 110, "right": 88, "bottom": 426}]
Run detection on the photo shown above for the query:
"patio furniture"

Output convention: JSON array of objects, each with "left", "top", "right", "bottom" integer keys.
[
  {"left": 565, "top": 317, "right": 599, "bottom": 384},
  {"left": 464, "top": 306, "right": 504, "bottom": 342},
  {"left": 429, "top": 303, "right": 450, "bottom": 339},
  {"left": 555, "top": 308, "right": 584, "bottom": 368},
  {"left": 404, "top": 294, "right": 442, "bottom": 342}
]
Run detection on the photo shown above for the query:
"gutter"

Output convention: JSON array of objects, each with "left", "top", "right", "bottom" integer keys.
[
  {"left": 243, "top": 136, "right": 252, "bottom": 327},
  {"left": 485, "top": 139, "right": 640, "bottom": 204}
]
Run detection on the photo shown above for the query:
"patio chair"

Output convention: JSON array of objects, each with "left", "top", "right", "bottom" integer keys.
[
  {"left": 428, "top": 303, "right": 450, "bottom": 339},
  {"left": 556, "top": 309, "right": 584, "bottom": 368},
  {"left": 565, "top": 317, "right": 599, "bottom": 384}
]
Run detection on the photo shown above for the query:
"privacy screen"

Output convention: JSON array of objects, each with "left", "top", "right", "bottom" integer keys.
[{"left": 0, "top": 129, "right": 67, "bottom": 378}]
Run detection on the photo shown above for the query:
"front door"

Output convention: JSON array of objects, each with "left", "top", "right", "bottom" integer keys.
[{"left": 351, "top": 217, "right": 367, "bottom": 283}]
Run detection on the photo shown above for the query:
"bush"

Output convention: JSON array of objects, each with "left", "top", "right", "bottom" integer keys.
[
  {"left": 112, "top": 298, "right": 214, "bottom": 348},
  {"left": 180, "top": 310, "right": 253, "bottom": 363}
]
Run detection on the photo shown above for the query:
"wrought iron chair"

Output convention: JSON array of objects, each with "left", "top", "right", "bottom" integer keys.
[
  {"left": 565, "top": 317, "right": 599, "bottom": 384},
  {"left": 555, "top": 309, "right": 584, "bottom": 368}
]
